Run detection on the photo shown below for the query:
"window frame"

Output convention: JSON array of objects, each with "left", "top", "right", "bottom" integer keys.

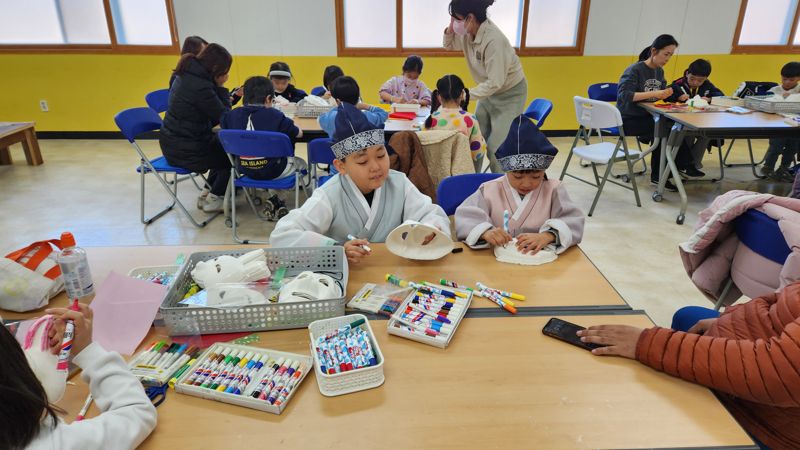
[
  {"left": 335, "top": 0, "right": 591, "bottom": 57},
  {"left": 0, "top": 0, "right": 180, "bottom": 54},
  {"left": 731, "top": 0, "right": 800, "bottom": 54}
]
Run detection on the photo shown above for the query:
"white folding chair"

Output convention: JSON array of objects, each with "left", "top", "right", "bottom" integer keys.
[{"left": 560, "top": 96, "right": 642, "bottom": 216}]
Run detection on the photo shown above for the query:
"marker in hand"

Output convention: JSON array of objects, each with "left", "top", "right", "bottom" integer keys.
[
  {"left": 347, "top": 234, "right": 372, "bottom": 253},
  {"left": 56, "top": 299, "right": 80, "bottom": 372}
]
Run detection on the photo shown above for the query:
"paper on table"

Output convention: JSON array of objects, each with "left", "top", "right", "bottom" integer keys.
[{"left": 90, "top": 271, "right": 167, "bottom": 355}]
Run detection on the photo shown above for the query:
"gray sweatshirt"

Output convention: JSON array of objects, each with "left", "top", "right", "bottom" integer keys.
[{"left": 617, "top": 61, "right": 665, "bottom": 119}]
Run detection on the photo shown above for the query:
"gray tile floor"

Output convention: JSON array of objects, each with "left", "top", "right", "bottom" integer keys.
[{"left": 0, "top": 137, "right": 791, "bottom": 326}]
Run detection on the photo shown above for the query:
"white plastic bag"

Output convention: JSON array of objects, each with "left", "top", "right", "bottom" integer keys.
[{"left": 0, "top": 240, "right": 65, "bottom": 312}]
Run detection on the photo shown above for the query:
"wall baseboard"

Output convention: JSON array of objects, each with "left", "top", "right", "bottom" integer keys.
[{"left": 37, "top": 130, "right": 579, "bottom": 140}]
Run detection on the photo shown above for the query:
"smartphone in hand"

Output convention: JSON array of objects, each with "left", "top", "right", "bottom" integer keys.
[{"left": 542, "top": 317, "right": 603, "bottom": 351}]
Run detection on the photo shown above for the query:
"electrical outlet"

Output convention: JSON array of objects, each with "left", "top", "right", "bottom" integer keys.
[{"left": 39, "top": 100, "right": 49, "bottom": 112}]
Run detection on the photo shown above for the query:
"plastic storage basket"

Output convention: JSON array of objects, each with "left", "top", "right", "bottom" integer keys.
[
  {"left": 160, "top": 247, "right": 348, "bottom": 336},
  {"left": 308, "top": 314, "right": 385, "bottom": 396},
  {"left": 296, "top": 102, "right": 334, "bottom": 118},
  {"left": 175, "top": 343, "right": 312, "bottom": 415},
  {"left": 744, "top": 95, "right": 800, "bottom": 114}
]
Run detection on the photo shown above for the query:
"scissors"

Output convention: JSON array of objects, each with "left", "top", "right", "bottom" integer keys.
[{"left": 145, "top": 385, "right": 167, "bottom": 407}]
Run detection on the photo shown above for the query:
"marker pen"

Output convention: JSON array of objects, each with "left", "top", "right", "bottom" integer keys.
[{"left": 346, "top": 234, "right": 372, "bottom": 253}]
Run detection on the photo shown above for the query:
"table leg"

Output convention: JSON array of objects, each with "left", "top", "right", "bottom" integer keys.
[
  {"left": 21, "top": 129, "right": 43, "bottom": 165},
  {"left": 0, "top": 147, "right": 11, "bottom": 165},
  {"left": 656, "top": 123, "right": 688, "bottom": 224}
]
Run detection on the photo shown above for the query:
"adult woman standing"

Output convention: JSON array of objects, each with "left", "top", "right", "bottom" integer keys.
[
  {"left": 160, "top": 43, "right": 233, "bottom": 212},
  {"left": 444, "top": 0, "right": 527, "bottom": 173}
]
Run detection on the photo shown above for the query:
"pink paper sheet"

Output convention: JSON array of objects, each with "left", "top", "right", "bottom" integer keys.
[{"left": 90, "top": 271, "right": 167, "bottom": 355}]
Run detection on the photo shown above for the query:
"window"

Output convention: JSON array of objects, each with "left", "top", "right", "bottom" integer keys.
[
  {"left": 0, "top": 0, "right": 178, "bottom": 54},
  {"left": 732, "top": 0, "right": 800, "bottom": 53},
  {"left": 336, "top": 0, "right": 591, "bottom": 56}
]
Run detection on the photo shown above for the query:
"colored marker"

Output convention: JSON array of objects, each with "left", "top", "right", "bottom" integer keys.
[
  {"left": 439, "top": 278, "right": 474, "bottom": 292},
  {"left": 168, "top": 358, "right": 197, "bottom": 388},
  {"left": 128, "top": 341, "right": 159, "bottom": 367},
  {"left": 56, "top": 299, "right": 80, "bottom": 372},
  {"left": 503, "top": 210, "right": 510, "bottom": 233},
  {"left": 481, "top": 289, "right": 517, "bottom": 314},
  {"left": 406, "top": 302, "right": 452, "bottom": 323},
  {"left": 251, "top": 357, "right": 285, "bottom": 398},
  {"left": 391, "top": 313, "right": 443, "bottom": 337},
  {"left": 347, "top": 234, "right": 372, "bottom": 253},
  {"left": 185, "top": 348, "right": 227, "bottom": 385},
  {"left": 476, "top": 282, "right": 526, "bottom": 301},
  {"left": 75, "top": 394, "right": 93, "bottom": 421},
  {"left": 273, "top": 364, "right": 306, "bottom": 407},
  {"left": 209, "top": 350, "right": 245, "bottom": 389},
  {"left": 259, "top": 359, "right": 293, "bottom": 400},
  {"left": 230, "top": 355, "right": 267, "bottom": 395},
  {"left": 399, "top": 309, "right": 454, "bottom": 333},
  {"left": 265, "top": 360, "right": 300, "bottom": 404},
  {"left": 201, "top": 349, "right": 240, "bottom": 388},
  {"left": 217, "top": 352, "right": 255, "bottom": 392}
]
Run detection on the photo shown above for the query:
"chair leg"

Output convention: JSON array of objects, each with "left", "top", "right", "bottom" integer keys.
[
  {"left": 621, "top": 143, "right": 641, "bottom": 207},
  {"left": 140, "top": 165, "right": 176, "bottom": 225},
  {"left": 748, "top": 139, "right": 767, "bottom": 179},
  {"left": 559, "top": 133, "right": 582, "bottom": 181},
  {"left": 588, "top": 156, "right": 616, "bottom": 216},
  {"left": 715, "top": 145, "right": 725, "bottom": 182},
  {"left": 714, "top": 277, "right": 735, "bottom": 311},
  {"left": 295, "top": 171, "right": 300, "bottom": 209},
  {"left": 590, "top": 163, "right": 600, "bottom": 186}
]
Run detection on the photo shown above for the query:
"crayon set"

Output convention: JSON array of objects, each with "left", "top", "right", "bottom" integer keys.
[
  {"left": 128, "top": 340, "right": 202, "bottom": 387},
  {"left": 175, "top": 343, "right": 312, "bottom": 414},
  {"left": 308, "top": 314, "right": 385, "bottom": 396},
  {"left": 385, "top": 275, "right": 473, "bottom": 348}
]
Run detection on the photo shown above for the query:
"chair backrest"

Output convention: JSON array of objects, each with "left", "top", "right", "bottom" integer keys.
[
  {"left": 308, "top": 138, "right": 335, "bottom": 165},
  {"left": 573, "top": 96, "right": 623, "bottom": 130},
  {"left": 114, "top": 107, "right": 163, "bottom": 142},
  {"left": 523, "top": 98, "right": 553, "bottom": 128},
  {"left": 145, "top": 89, "right": 170, "bottom": 113},
  {"left": 310, "top": 86, "right": 326, "bottom": 97},
  {"left": 436, "top": 173, "right": 502, "bottom": 216},
  {"left": 218, "top": 130, "right": 294, "bottom": 158},
  {"left": 588, "top": 83, "right": 618, "bottom": 102},
  {"left": 734, "top": 209, "right": 791, "bottom": 265}
]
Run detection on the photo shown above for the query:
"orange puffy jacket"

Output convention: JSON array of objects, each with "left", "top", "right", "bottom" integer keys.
[{"left": 636, "top": 282, "right": 800, "bottom": 450}]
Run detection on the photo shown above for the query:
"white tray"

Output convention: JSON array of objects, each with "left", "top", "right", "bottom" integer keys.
[
  {"left": 175, "top": 343, "right": 312, "bottom": 414},
  {"left": 308, "top": 314, "right": 384, "bottom": 396},
  {"left": 387, "top": 283, "right": 472, "bottom": 349}
]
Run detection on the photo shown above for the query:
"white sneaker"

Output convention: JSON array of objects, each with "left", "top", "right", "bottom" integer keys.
[
  {"left": 202, "top": 194, "right": 223, "bottom": 213},
  {"left": 197, "top": 188, "right": 210, "bottom": 210}
]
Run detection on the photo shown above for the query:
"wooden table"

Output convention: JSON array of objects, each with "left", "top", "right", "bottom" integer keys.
[
  {"left": 54, "top": 314, "right": 754, "bottom": 449},
  {"left": 639, "top": 104, "right": 799, "bottom": 225},
  {"left": 294, "top": 116, "right": 427, "bottom": 141},
  {"left": 0, "top": 122, "right": 43, "bottom": 166},
  {"left": 0, "top": 243, "right": 628, "bottom": 322}
]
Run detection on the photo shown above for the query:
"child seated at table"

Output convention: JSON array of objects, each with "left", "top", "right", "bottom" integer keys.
[
  {"left": 759, "top": 62, "right": 800, "bottom": 182},
  {"left": 318, "top": 76, "right": 388, "bottom": 139},
  {"left": 455, "top": 115, "right": 584, "bottom": 254},
  {"left": 271, "top": 103, "right": 450, "bottom": 264},
  {"left": 378, "top": 55, "right": 431, "bottom": 106},
  {"left": 424, "top": 74, "right": 486, "bottom": 172},
  {"left": 666, "top": 59, "right": 725, "bottom": 178},
  {"left": 221, "top": 76, "right": 307, "bottom": 220},
  {"left": 268, "top": 61, "right": 307, "bottom": 103},
  {"left": 320, "top": 65, "right": 344, "bottom": 105},
  {"left": 0, "top": 305, "right": 156, "bottom": 450}
]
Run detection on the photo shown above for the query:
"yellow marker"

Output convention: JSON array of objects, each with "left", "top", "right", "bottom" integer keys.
[{"left": 168, "top": 358, "right": 196, "bottom": 389}]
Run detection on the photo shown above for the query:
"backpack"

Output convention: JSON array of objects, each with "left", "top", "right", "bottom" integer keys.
[{"left": 733, "top": 81, "right": 779, "bottom": 98}]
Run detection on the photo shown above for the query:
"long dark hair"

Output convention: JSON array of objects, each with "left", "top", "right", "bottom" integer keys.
[
  {"left": 426, "top": 74, "right": 470, "bottom": 128},
  {"left": 449, "top": 0, "right": 495, "bottom": 22},
  {"left": 323, "top": 65, "right": 344, "bottom": 91},
  {"left": 180, "top": 35, "right": 207, "bottom": 55},
  {"left": 0, "top": 323, "right": 62, "bottom": 449},
  {"left": 174, "top": 43, "right": 232, "bottom": 78},
  {"left": 638, "top": 34, "right": 679, "bottom": 61}
]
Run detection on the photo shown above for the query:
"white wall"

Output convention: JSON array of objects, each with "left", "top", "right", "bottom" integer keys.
[
  {"left": 172, "top": 0, "right": 337, "bottom": 56},
  {"left": 174, "top": 0, "right": 743, "bottom": 57}
]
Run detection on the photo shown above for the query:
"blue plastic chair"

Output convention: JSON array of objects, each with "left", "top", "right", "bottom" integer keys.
[
  {"left": 307, "top": 138, "right": 338, "bottom": 190},
  {"left": 218, "top": 129, "right": 302, "bottom": 243},
  {"left": 523, "top": 98, "right": 553, "bottom": 128},
  {"left": 588, "top": 83, "right": 618, "bottom": 102},
  {"left": 114, "top": 107, "right": 218, "bottom": 227},
  {"left": 145, "top": 89, "right": 170, "bottom": 114},
  {"left": 712, "top": 209, "right": 792, "bottom": 309},
  {"left": 310, "top": 86, "right": 326, "bottom": 97},
  {"left": 436, "top": 173, "right": 502, "bottom": 216}
]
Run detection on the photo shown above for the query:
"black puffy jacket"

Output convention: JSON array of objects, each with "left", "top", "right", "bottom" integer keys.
[{"left": 159, "top": 59, "right": 231, "bottom": 169}]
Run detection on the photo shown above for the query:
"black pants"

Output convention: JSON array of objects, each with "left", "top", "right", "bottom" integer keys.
[
  {"left": 622, "top": 115, "right": 693, "bottom": 182},
  {"left": 161, "top": 137, "right": 231, "bottom": 196}
]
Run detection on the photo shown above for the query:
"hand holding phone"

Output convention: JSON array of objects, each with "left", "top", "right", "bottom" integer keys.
[{"left": 542, "top": 318, "right": 603, "bottom": 351}]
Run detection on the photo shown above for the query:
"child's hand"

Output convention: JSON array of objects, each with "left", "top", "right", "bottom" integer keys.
[
  {"left": 233, "top": 86, "right": 244, "bottom": 98},
  {"left": 481, "top": 228, "right": 512, "bottom": 247},
  {"left": 655, "top": 88, "right": 672, "bottom": 100},
  {"left": 515, "top": 232, "right": 554, "bottom": 255},
  {"left": 356, "top": 102, "right": 371, "bottom": 111},
  {"left": 322, "top": 91, "right": 332, "bottom": 99},
  {"left": 344, "top": 239, "right": 372, "bottom": 264},
  {"left": 46, "top": 303, "right": 93, "bottom": 357},
  {"left": 677, "top": 94, "right": 689, "bottom": 102}
]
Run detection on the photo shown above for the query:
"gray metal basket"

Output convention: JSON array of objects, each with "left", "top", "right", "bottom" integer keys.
[
  {"left": 160, "top": 247, "right": 348, "bottom": 336},
  {"left": 296, "top": 102, "right": 334, "bottom": 118},
  {"left": 744, "top": 95, "right": 800, "bottom": 114}
]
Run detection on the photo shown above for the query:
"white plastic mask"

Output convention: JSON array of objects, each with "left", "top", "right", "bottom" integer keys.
[
  {"left": 386, "top": 221, "right": 453, "bottom": 261},
  {"left": 206, "top": 286, "right": 269, "bottom": 307},
  {"left": 190, "top": 249, "right": 271, "bottom": 289},
  {"left": 494, "top": 239, "right": 558, "bottom": 266},
  {"left": 278, "top": 272, "right": 341, "bottom": 303},
  {"left": 23, "top": 315, "right": 67, "bottom": 402}
]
